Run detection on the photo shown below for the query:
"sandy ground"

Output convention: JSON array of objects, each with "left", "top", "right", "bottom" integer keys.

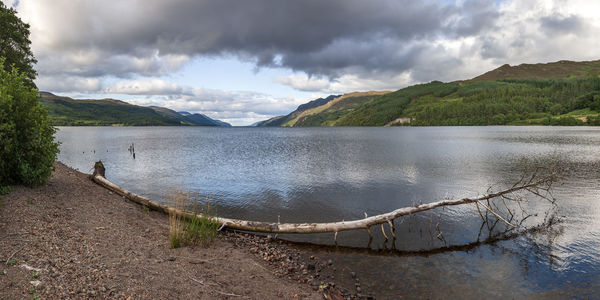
[{"left": 0, "top": 162, "right": 341, "bottom": 299}]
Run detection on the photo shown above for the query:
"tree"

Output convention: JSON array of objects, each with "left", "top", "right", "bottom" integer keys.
[
  {"left": 0, "top": 2, "right": 37, "bottom": 88},
  {"left": 0, "top": 57, "right": 58, "bottom": 188}
]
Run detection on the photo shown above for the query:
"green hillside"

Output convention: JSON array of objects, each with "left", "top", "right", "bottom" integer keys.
[
  {"left": 256, "top": 95, "right": 340, "bottom": 126},
  {"left": 39, "top": 92, "right": 230, "bottom": 126},
  {"left": 288, "top": 91, "right": 390, "bottom": 126},
  {"left": 468, "top": 59, "right": 600, "bottom": 82},
  {"left": 258, "top": 59, "right": 600, "bottom": 127},
  {"left": 257, "top": 92, "right": 389, "bottom": 127}
]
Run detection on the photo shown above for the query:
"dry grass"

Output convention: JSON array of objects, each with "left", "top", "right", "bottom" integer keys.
[{"left": 168, "top": 191, "right": 219, "bottom": 249}]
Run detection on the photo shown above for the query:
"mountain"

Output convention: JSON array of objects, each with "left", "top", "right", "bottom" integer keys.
[
  {"left": 260, "top": 91, "right": 390, "bottom": 127},
  {"left": 296, "top": 95, "right": 341, "bottom": 112},
  {"left": 39, "top": 92, "right": 230, "bottom": 126},
  {"left": 256, "top": 94, "right": 340, "bottom": 127},
  {"left": 468, "top": 59, "right": 600, "bottom": 82},
  {"left": 256, "top": 59, "right": 600, "bottom": 127},
  {"left": 178, "top": 111, "right": 231, "bottom": 127}
]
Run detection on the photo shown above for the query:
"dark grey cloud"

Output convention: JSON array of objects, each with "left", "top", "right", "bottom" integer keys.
[
  {"left": 20, "top": 0, "right": 502, "bottom": 80},
  {"left": 540, "top": 14, "right": 584, "bottom": 35},
  {"left": 450, "top": 0, "right": 501, "bottom": 37},
  {"left": 481, "top": 37, "right": 508, "bottom": 59}
]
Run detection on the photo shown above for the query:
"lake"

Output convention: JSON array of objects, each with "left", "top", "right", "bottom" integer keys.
[{"left": 56, "top": 126, "right": 600, "bottom": 298}]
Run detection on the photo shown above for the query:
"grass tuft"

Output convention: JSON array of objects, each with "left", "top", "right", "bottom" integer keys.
[
  {"left": 0, "top": 185, "right": 12, "bottom": 195},
  {"left": 168, "top": 191, "right": 219, "bottom": 249}
]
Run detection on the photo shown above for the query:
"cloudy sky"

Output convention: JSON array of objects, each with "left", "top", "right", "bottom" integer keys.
[{"left": 4, "top": 0, "right": 600, "bottom": 125}]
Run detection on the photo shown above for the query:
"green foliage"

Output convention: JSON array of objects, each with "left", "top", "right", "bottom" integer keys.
[
  {"left": 183, "top": 206, "right": 219, "bottom": 247},
  {"left": 169, "top": 192, "right": 219, "bottom": 248},
  {"left": 327, "top": 77, "right": 600, "bottom": 126},
  {"left": 41, "top": 94, "right": 182, "bottom": 126},
  {"left": 540, "top": 116, "right": 584, "bottom": 126},
  {"left": 587, "top": 116, "right": 600, "bottom": 126},
  {"left": 39, "top": 93, "right": 228, "bottom": 126},
  {"left": 405, "top": 78, "right": 600, "bottom": 126},
  {"left": 336, "top": 81, "right": 459, "bottom": 126},
  {"left": 0, "top": 185, "right": 12, "bottom": 195},
  {"left": 0, "top": 3, "right": 37, "bottom": 88},
  {"left": 0, "top": 58, "right": 59, "bottom": 187},
  {"left": 294, "top": 94, "right": 376, "bottom": 126}
]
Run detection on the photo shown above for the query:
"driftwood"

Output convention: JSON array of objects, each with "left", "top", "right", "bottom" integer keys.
[{"left": 91, "top": 161, "right": 557, "bottom": 239}]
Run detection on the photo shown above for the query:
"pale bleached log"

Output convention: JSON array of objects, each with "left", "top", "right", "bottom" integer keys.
[{"left": 92, "top": 169, "right": 551, "bottom": 234}]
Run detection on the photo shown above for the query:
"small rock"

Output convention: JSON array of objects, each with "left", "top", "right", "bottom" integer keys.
[
  {"left": 167, "top": 257, "right": 176, "bottom": 262},
  {"left": 328, "top": 259, "right": 333, "bottom": 266},
  {"left": 356, "top": 287, "right": 362, "bottom": 293},
  {"left": 351, "top": 272, "right": 357, "bottom": 279}
]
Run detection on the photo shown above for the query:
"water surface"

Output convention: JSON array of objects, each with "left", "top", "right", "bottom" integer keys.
[{"left": 56, "top": 126, "right": 600, "bottom": 298}]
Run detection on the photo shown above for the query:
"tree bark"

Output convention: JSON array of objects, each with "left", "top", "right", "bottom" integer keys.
[{"left": 91, "top": 163, "right": 554, "bottom": 234}]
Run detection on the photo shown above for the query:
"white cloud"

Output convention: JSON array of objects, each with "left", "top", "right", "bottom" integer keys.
[
  {"left": 100, "top": 79, "right": 307, "bottom": 126},
  {"left": 103, "top": 79, "right": 190, "bottom": 96},
  {"left": 36, "top": 76, "right": 102, "bottom": 93}
]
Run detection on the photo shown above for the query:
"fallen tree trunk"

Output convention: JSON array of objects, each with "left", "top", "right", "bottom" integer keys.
[{"left": 91, "top": 162, "right": 556, "bottom": 235}]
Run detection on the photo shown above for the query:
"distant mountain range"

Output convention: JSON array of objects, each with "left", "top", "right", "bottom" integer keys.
[
  {"left": 257, "top": 59, "right": 600, "bottom": 127},
  {"left": 39, "top": 92, "right": 230, "bottom": 126},
  {"left": 38, "top": 59, "right": 600, "bottom": 127}
]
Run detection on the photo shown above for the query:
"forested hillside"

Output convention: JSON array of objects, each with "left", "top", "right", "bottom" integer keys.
[
  {"left": 389, "top": 78, "right": 600, "bottom": 126},
  {"left": 39, "top": 92, "right": 230, "bottom": 126},
  {"left": 258, "top": 59, "right": 600, "bottom": 126}
]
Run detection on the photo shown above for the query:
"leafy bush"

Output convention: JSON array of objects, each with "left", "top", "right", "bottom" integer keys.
[{"left": 0, "top": 58, "right": 59, "bottom": 187}]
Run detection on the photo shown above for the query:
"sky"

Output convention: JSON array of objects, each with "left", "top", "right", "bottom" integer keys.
[{"left": 3, "top": 0, "right": 600, "bottom": 125}]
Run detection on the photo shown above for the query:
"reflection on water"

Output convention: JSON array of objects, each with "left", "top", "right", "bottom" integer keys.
[{"left": 56, "top": 126, "right": 600, "bottom": 298}]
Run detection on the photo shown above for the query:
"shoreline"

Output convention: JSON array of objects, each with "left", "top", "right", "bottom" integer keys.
[{"left": 0, "top": 162, "right": 365, "bottom": 299}]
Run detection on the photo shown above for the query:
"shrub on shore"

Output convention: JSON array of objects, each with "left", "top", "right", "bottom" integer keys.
[
  {"left": 0, "top": 57, "right": 59, "bottom": 189},
  {"left": 169, "top": 191, "right": 219, "bottom": 248}
]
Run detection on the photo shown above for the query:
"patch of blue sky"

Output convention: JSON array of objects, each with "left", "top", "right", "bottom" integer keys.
[{"left": 167, "top": 56, "right": 313, "bottom": 99}]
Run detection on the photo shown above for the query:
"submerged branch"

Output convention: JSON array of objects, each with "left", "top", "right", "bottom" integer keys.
[{"left": 91, "top": 161, "right": 557, "bottom": 235}]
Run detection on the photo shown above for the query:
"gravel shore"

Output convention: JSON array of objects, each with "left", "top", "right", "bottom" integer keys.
[{"left": 0, "top": 162, "right": 360, "bottom": 299}]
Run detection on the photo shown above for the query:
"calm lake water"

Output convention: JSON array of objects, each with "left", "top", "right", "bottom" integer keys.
[{"left": 56, "top": 126, "right": 600, "bottom": 298}]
